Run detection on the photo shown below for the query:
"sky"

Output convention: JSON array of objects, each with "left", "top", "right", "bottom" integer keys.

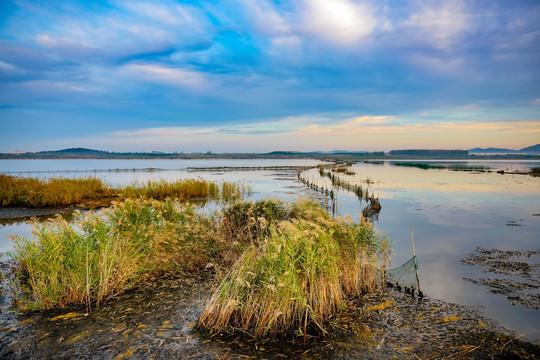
[{"left": 0, "top": 0, "right": 539, "bottom": 153}]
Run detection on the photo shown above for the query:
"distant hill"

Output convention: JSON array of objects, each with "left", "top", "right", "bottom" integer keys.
[
  {"left": 41, "top": 148, "right": 111, "bottom": 156},
  {"left": 468, "top": 147, "right": 517, "bottom": 154},
  {"left": 519, "top": 144, "right": 540, "bottom": 154},
  {"left": 1, "top": 146, "right": 538, "bottom": 159},
  {"left": 469, "top": 144, "right": 540, "bottom": 155},
  {"left": 388, "top": 149, "right": 469, "bottom": 157}
]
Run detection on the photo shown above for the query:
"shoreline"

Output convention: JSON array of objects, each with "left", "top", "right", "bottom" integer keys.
[{"left": 1, "top": 268, "right": 538, "bottom": 359}]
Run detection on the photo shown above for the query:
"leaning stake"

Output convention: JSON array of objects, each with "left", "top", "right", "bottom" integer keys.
[{"left": 411, "top": 225, "right": 422, "bottom": 296}]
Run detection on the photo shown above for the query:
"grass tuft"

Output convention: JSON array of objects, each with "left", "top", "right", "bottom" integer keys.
[
  {"left": 198, "top": 199, "right": 389, "bottom": 338},
  {"left": 9, "top": 199, "right": 214, "bottom": 310}
]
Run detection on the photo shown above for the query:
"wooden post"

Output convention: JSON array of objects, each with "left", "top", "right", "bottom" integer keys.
[{"left": 411, "top": 225, "right": 422, "bottom": 295}]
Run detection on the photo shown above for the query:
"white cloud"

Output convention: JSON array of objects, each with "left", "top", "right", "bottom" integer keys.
[
  {"left": 28, "top": 1, "right": 210, "bottom": 63},
  {"left": 301, "top": 0, "right": 377, "bottom": 45},
  {"left": 407, "top": 0, "right": 471, "bottom": 49},
  {"left": 121, "top": 64, "right": 209, "bottom": 89},
  {"left": 116, "top": 0, "right": 203, "bottom": 30},
  {"left": 409, "top": 53, "right": 464, "bottom": 75},
  {"left": 238, "top": 0, "right": 290, "bottom": 36},
  {"left": 0, "top": 60, "right": 25, "bottom": 74},
  {"left": 112, "top": 127, "right": 214, "bottom": 137},
  {"left": 269, "top": 35, "right": 303, "bottom": 59},
  {"left": 18, "top": 80, "right": 87, "bottom": 93},
  {"left": 35, "top": 34, "right": 92, "bottom": 48}
]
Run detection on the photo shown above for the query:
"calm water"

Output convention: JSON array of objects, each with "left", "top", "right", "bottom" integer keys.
[{"left": 1, "top": 158, "right": 539, "bottom": 342}]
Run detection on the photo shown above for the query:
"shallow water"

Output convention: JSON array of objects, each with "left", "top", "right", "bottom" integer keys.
[
  {"left": 308, "top": 161, "right": 540, "bottom": 341},
  {"left": 1, "top": 158, "right": 539, "bottom": 343}
]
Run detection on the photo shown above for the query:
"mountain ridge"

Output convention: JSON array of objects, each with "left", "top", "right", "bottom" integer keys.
[{"left": 468, "top": 144, "right": 540, "bottom": 154}]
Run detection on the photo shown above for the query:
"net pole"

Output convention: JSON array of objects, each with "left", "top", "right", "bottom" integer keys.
[{"left": 411, "top": 225, "right": 422, "bottom": 294}]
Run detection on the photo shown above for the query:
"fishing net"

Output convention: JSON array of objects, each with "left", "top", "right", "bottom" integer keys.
[{"left": 387, "top": 255, "right": 420, "bottom": 292}]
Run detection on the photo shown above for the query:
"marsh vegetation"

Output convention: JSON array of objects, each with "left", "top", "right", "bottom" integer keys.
[
  {"left": 8, "top": 197, "right": 388, "bottom": 339},
  {"left": 0, "top": 175, "right": 247, "bottom": 208}
]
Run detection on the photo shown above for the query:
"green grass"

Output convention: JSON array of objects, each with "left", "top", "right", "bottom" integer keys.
[
  {"left": 10, "top": 199, "right": 216, "bottom": 310},
  {"left": 9, "top": 198, "right": 292, "bottom": 311},
  {"left": 9, "top": 197, "right": 389, "bottom": 339},
  {"left": 531, "top": 167, "right": 540, "bottom": 174},
  {"left": 198, "top": 200, "right": 389, "bottom": 338},
  {"left": 0, "top": 175, "right": 248, "bottom": 207}
]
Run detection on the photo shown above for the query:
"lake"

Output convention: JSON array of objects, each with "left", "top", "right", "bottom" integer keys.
[{"left": 0, "top": 158, "right": 539, "bottom": 342}]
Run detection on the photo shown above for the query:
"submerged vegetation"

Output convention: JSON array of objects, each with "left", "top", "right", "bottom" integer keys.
[
  {"left": 394, "top": 162, "right": 446, "bottom": 170},
  {"left": 0, "top": 174, "right": 247, "bottom": 208},
  {"left": 8, "top": 197, "right": 389, "bottom": 340},
  {"left": 393, "top": 162, "right": 492, "bottom": 172}
]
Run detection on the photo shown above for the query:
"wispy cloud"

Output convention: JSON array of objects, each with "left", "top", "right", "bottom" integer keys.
[
  {"left": 116, "top": 0, "right": 201, "bottom": 27},
  {"left": 0, "top": 60, "right": 25, "bottom": 74},
  {"left": 93, "top": 113, "right": 539, "bottom": 152},
  {"left": 112, "top": 127, "right": 214, "bottom": 137},
  {"left": 406, "top": 0, "right": 471, "bottom": 49},
  {"left": 121, "top": 64, "right": 210, "bottom": 89}
]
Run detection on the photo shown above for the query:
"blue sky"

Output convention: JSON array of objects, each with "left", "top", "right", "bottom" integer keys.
[{"left": 0, "top": 0, "right": 539, "bottom": 152}]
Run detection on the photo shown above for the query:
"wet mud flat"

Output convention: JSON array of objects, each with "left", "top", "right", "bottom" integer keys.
[
  {"left": 0, "top": 199, "right": 116, "bottom": 225},
  {"left": 0, "top": 207, "right": 78, "bottom": 223},
  {"left": 461, "top": 248, "right": 540, "bottom": 310},
  {"left": 1, "top": 264, "right": 538, "bottom": 360}
]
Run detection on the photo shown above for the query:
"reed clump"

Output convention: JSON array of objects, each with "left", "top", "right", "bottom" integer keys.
[
  {"left": 10, "top": 199, "right": 215, "bottom": 310},
  {"left": 10, "top": 197, "right": 389, "bottom": 341},
  {"left": 119, "top": 178, "right": 246, "bottom": 202},
  {"left": 0, "top": 175, "right": 248, "bottom": 208},
  {"left": 198, "top": 199, "right": 390, "bottom": 338},
  {"left": 0, "top": 174, "right": 112, "bottom": 207}
]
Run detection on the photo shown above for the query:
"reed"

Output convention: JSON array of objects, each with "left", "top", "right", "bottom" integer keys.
[
  {"left": 198, "top": 199, "right": 389, "bottom": 338},
  {"left": 10, "top": 196, "right": 389, "bottom": 341},
  {"left": 0, "top": 174, "right": 112, "bottom": 207},
  {"left": 10, "top": 199, "right": 215, "bottom": 310},
  {"left": 118, "top": 178, "right": 249, "bottom": 202},
  {"left": 0, "top": 175, "right": 248, "bottom": 208}
]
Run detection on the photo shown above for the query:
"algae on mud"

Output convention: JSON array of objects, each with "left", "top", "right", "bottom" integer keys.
[{"left": 461, "top": 247, "right": 540, "bottom": 310}]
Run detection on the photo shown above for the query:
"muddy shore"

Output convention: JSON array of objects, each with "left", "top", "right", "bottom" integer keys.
[
  {"left": 1, "top": 264, "right": 538, "bottom": 360},
  {"left": 1, "top": 209, "right": 538, "bottom": 359}
]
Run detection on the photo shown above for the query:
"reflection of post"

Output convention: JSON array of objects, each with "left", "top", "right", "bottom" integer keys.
[{"left": 411, "top": 225, "right": 422, "bottom": 295}]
